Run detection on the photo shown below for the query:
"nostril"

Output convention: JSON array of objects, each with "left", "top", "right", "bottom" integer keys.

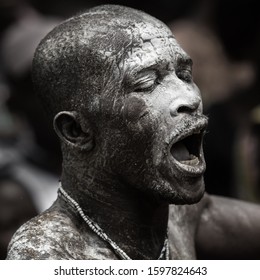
[
  {"left": 177, "top": 105, "right": 195, "bottom": 114},
  {"left": 170, "top": 97, "right": 201, "bottom": 117}
]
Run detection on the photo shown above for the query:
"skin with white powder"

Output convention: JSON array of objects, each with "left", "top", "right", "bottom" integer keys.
[{"left": 6, "top": 5, "right": 260, "bottom": 260}]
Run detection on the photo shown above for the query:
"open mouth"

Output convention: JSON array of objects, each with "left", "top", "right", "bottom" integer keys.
[
  {"left": 170, "top": 132, "right": 203, "bottom": 166},
  {"left": 169, "top": 121, "right": 207, "bottom": 176}
]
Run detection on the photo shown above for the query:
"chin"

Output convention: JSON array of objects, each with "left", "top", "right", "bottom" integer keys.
[
  {"left": 150, "top": 175, "right": 205, "bottom": 205},
  {"left": 177, "top": 175, "right": 205, "bottom": 204}
]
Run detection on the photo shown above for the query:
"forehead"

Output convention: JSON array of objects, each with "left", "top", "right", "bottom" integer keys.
[{"left": 120, "top": 22, "right": 189, "bottom": 72}]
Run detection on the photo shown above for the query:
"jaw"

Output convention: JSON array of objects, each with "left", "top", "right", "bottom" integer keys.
[
  {"left": 153, "top": 168, "right": 205, "bottom": 205},
  {"left": 154, "top": 115, "right": 208, "bottom": 204}
]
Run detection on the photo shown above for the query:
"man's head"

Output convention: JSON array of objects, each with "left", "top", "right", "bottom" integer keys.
[{"left": 32, "top": 5, "right": 208, "bottom": 205}]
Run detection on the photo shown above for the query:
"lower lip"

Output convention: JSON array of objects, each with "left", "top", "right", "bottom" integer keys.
[{"left": 172, "top": 156, "right": 206, "bottom": 177}]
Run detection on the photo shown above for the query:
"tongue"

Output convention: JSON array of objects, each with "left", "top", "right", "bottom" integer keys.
[{"left": 171, "top": 142, "right": 190, "bottom": 161}]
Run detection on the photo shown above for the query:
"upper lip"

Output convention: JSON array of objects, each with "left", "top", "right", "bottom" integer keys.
[{"left": 168, "top": 116, "right": 208, "bottom": 149}]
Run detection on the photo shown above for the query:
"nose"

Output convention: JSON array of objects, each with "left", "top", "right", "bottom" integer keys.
[{"left": 169, "top": 94, "right": 202, "bottom": 117}]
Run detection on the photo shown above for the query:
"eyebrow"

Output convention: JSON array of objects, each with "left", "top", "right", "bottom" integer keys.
[
  {"left": 134, "top": 63, "right": 159, "bottom": 75},
  {"left": 133, "top": 54, "right": 193, "bottom": 75}
]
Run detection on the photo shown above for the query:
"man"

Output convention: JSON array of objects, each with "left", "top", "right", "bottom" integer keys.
[{"left": 6, "top": 4, "right": 260, "bottom": 260}]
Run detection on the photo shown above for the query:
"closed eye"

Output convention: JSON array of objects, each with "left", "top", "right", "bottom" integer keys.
[
  {"left": 134, "top": 70, "right": 161, "bottom": 92},
  {"left": 176, "top": 67, "right": 193, "bottom": 83},
  {"left": 175, "top": 57, "right": 193, "bottom": 83}
]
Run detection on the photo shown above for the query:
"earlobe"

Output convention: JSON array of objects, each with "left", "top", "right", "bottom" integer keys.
[{"left": 53, "top": 111, "right": 94, "bottom": 151}]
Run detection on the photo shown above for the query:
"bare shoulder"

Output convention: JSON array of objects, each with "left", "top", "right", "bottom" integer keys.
[
  {"left": 6, "top": 205, "right": 81, "bottom": 259},
  {"left": 6, "top": 201, "right": 115, "bottom": 260},
  {"left": 195, "top": 194, "right": 260, "bottom": 259}
]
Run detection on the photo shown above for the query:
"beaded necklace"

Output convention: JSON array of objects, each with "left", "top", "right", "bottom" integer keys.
[{"left": 58, "top": 185, "right": 169, "bottom": 260}]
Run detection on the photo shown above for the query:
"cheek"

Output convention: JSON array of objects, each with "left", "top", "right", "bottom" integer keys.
[
  {"left": 122, "top": 96, "right": 162, "bottom": 143},
  {"left": 122, "top": 96, "right": 148, "bottom": 122},
  {"left": 122, "top": 96, "right": 166, "bottom": 148}
]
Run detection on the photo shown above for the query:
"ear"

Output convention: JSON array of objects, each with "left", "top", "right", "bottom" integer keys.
[{"left": 53, "top": 111, "right": 94, "bottom": 151}]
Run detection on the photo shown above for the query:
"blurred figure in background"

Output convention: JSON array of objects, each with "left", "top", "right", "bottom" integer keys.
[
  {"left": 0, "top": 0, "right": 62, "bottom": 259},
  {"left": 235, "top": 105, "right": 260, "bottom": 202}
]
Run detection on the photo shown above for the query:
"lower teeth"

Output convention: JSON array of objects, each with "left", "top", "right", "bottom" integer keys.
[{"left": 181, "top": 155, "right": 199, "bottom": 165}]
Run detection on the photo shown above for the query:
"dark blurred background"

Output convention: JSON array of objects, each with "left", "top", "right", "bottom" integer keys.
[{"left": 0, "top": 0, "right": 260, "bottom": 259}]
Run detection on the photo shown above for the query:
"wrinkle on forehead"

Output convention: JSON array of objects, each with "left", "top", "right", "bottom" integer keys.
[{"left": 120, "top": 33, "right": 188, "bottom": 75}]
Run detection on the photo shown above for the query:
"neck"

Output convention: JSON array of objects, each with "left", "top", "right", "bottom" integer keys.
[{"left": 61, "top": 169, "right": 169, "bottom": 260}]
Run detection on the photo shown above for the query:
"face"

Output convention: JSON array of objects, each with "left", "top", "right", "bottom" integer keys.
[{"left": 90, "top": 19, "right": 208, "bottom": 205}]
